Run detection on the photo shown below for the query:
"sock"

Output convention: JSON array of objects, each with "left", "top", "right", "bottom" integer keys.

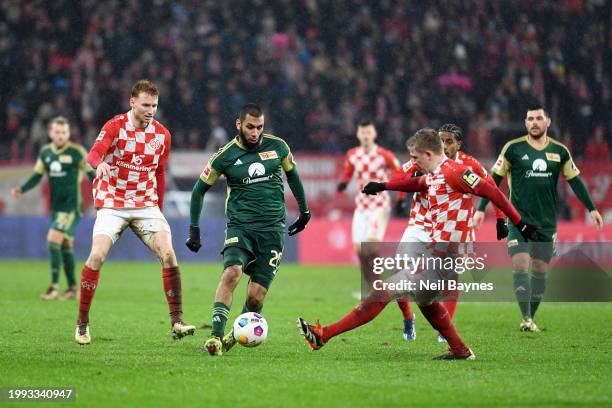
[
  {"left": 211, "top": 302, "right": 230, "bottom": 338},
  {"left": 419, "top": 301, "right": 469, "bottom": 355},
  {"left": 77, "top": 265, "right": 100, "bottom": 323},
  {"left": 530, "top": 272, "right": 547, "bottom": 319},
  {"left": 443, "top": 288, "right": 459, "bottom": 319},
  {"left": 323, "top": 294, "right": 390, "bottom": 342},
  {"left": 62, "top": 247, "right": 76, "bottom": 287},
  {"left": 162, "top": 267, "right": 183, "bottom": 324},
  {"left": 396, "top": 299, "right": 413, "bottom": 320},
  {"left": 512, "top": 271, "right": 531, "bottom": 318},
  {"left": 49, "top": 242, "right": 62, "bottom": 285}
]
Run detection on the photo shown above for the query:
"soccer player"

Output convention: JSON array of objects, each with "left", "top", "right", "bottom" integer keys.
[
  {"left": 337, "top": 121, "right": 415, "bottom": 341},
  {"left": 74, "top": 80, "right": 195, "bottom": 345},
  {"left": 187, "top": 103, "right": 310, "bottom": 356},
  {"left": 11, "top": 116, "right": 95, "bottom": 300},
  {"left": 473, "top": 104, "right": 603, "bottom": 332},
  {"left": 298, "top": 128, "right": 542, "bottom": 360}
]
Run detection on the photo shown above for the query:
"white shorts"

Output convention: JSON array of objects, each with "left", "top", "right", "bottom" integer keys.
[
  {"left": 400, "top": 225, "right": 431, "bottom": 243},
  {"left": 92, "top": 207, "right": 171, "bottom": 245},
  {"left": 352, "top": 208, "right": 390, "bottom": 244}
]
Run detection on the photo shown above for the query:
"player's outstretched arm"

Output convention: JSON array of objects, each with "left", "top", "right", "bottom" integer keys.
[
  {"left": 12, "top": 172, "right": 43, "bottom": 198},
  {"left": 567, "top": 176, "right": 603, "bottom": 230},
  {"left": 362, "top": 175, "right": 427, "bottom": 195},
  {"left": 186, "top": 179, "right": 212, "bottom": 253}
]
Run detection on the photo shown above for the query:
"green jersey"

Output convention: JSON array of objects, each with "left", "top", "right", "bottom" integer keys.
[
  {"left": 33, "top": 142, "right": 93, "bottom": 214},
  {"left": 491, "top": 135, "right": 580, "bottom": 229},
  {"left": 200, "top": 134, "right": 296, "bottom": 231}
]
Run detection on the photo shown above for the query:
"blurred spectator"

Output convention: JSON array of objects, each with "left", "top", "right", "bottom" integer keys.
[{"left": 584, "top": 125, "right": 610, "bottom": 162}]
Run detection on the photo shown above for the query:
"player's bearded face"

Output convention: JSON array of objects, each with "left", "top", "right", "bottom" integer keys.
[
  {"left": 130, "top": 92, "right": 158, "bottom": 128},
  {"left": 440, "top": 132, "right": 460, "bottom": 159},
  {"left": 238, "top": 115, "right": 264, "bottom": 149},
  {"left": 525, "top": 110, "right": 550, "bottom": 139},
  {"left": 49, "top": 123, "right": 70, "bottom": 148}
]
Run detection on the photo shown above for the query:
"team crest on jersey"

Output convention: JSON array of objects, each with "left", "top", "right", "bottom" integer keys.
[
  {"left": 461, "top": 169, "right": 480, "bottom": 188},
  {"left": 545, "top": 153, "right": 560, "bottom": 162},
  {"left": 59, "top": 155, "right": 73, "bottom": 164},
  {"left": 149, "top": 138, "right": 162, "bottom": 150},
  {"left": 259, "top": 151, "right": 278, "bottom": 160}
]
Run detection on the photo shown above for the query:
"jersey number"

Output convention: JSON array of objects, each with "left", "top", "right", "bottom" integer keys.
[{"left": 269, "top": 250, "right": 283, "bottom": 269}]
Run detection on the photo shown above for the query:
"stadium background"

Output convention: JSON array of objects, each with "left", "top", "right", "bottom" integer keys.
[{"left": 0, "top": 0, "right": 610, "bottom": 260}]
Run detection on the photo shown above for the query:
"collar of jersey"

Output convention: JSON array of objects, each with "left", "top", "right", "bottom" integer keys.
[
  {"left": 234, "top": 135, "right": 263, "bottom": 151},
  {"left": 525, "top": 134, "right": 550, "bottom": 151},
  {"left": 127, "top": 110, "right": 152, "bottom": 132},
  {"left": 50, "top": 142, "right": 71, "bottom": 154},
  {"left": 432, "top": 156, "right": 450, "bottom": 174}
]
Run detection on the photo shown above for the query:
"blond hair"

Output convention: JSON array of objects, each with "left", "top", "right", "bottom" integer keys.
[
  {"left": 406, "top": 128, "right": 443, "bottom": 154},
  {"left": 47, "top": 116, "right": 69, "bottom": 130}
]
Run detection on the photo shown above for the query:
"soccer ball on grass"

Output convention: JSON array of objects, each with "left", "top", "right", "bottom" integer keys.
[{"left": 232, "top": 312, "right": 268, "bottom": 347}]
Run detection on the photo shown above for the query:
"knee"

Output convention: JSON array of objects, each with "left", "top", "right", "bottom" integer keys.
[
  {"left": 87, "top": 249, "right": 106, "bottom": 270},
  {"left": 511, "top": 255, "right": 530, "bottom": 273},
  {"left": 531, "top": 260, "right": 548, "bottom": 273},
  {"left": 221, "top": 265, "right": 242, "bottom": 287},
  {"left": 158, "top": 248, "right": 177, "bottom": 267}
]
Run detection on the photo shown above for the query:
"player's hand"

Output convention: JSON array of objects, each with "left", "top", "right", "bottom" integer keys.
[
  {"left": 337, "top": 182, "right": 348, "bottom": 192},
  {"left": 185, "top": 225, "right": 202, "bottom": 252},
  {"left": 288, "top": 211, "right": 311, "bottom": 236},
  {"left": 10, "top": 187, "right": 22, "bottom": 198},
  {"left": 590, "top": 210, "right": 604, "bottom": 231},
  {"left": 515, "top": 220, "right": 545, "bottom": 241},
  {"left": 473, "top": 210, "right": 485, "bottom": 230},
  {"left": 96, "top": 162, "right": 116, "bottom": 179},
  {"left": 362, "top": 182, "right": 386, "bottom": 195},
  {"left": 496, "top": 218, "right": 509, "bottom": 240}
]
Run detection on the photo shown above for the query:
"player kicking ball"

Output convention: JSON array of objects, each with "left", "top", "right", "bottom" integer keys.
[
  {"left": 298, "top": 128, "right": 543, "bottom": 360},
  {"left": 74, "top": 80, "right": 195, "bottom": 345},
  {"left": 187, "top": 103, "right": 310, "bottom": 356}
]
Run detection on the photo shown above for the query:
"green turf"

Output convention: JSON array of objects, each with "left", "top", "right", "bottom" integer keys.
[{"left": 1, "top": 260, "right": 611, "bottom": 408}]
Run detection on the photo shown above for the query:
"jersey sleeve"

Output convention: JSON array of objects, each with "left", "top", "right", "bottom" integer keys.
[
  {"left": 33, "top": 154, "right": 45, "bottom": 175},
  {"left": 88, "top": 119, "right": 119, "bottom": 167},
  {"left": 381, "top": 148, "right": 401, "bottom": 170},
  {"left": 491, "top": 143, "right": 512, "bottom": 177},
  {"left": 200, "top": 147, "right": 224, "bottom": 186},
  {"left": 341, "top": 150, "right": 355, "bottom": 183},
  {"left": 280, "top": 140, "right": 296, "bottom": 172},
  {"left": 560, "top": 146, "right": 580, "bottom": 180}
]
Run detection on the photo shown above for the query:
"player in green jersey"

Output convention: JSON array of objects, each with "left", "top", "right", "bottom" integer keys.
[
  {"left": 475, "top": 104, "right": 603, "bottom": 331},
  {"left": 186, "top": 103, "right": 310, "bottom": 355},
  {"left": 11, "top": 116, "right": 95, "bottom": 300}
]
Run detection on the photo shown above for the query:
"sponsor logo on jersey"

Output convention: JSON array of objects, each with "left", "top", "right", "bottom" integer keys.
[
  {"left": 461, "top": 169, "right": 481, "bottom": 188},
  {"left": 59, "top": 155, "right": 73, "bottom": 164},
  {"left": 202, "top": 165, "right": 212, "bottom": 179},
  {"left": 49, "top": 161, "right": 66, "bottom": 177},
  {"left": 234, "top": 159, "right": 243, "bottom": 166},
  {"left": 507, "top": 239, "right": 519, "bottom": 247},
  {"left": 243, "top": 162, "right": 273, "bottom": 184},
  {"left": 131, "top": 155, "right": 144, "bottom": 165},
  {"left": 224, "top": 237, "right": 239, "bottom": 244},
  {"left": 546, "top": 153, "right": 560, "bottom": 162},
  {"left": 521, "top": 154, "right": 529, "bottom": 160},
  {"left": 525, "top": 158, "right": 552, "bottom": 178},
  {"left": 148, "top": 138, "right": 162, "bottom": 150},
  {"left": 96, "top": 130, "right": 106, "bottom": 141},
  {"left": 259, "top": 151, "right": 278, "bottom": 160}
]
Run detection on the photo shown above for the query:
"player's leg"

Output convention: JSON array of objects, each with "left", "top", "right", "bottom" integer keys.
[
  {"left": 529, "top": 233, "right": 555, "bottom": 325},
  {"left": 59, "top": 212, "right": 80, "bottom": 300},
  {"left": 75, "top": 208, "right": 124, "bottom": 344},
  {"left": 507, "top": 225, "right": 534, "bottom": 330},
  {"left": 41, "top": 224, "right": 64, "bottom": 300},
  {"left": 352, "top": 209, "right": 369, "bottom": 297}
]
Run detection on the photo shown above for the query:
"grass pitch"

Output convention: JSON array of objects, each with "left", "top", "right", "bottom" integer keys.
[{"left": 1, "top": 260, "right": 611, "bottom": 408}]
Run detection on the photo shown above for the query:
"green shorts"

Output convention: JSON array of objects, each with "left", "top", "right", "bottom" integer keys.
[
  {"left": 221, "top": 227, "right": 285, "bottom": 290},
  {"left": 50, "top": 211, "right": 81, "bottom": 239},
  {"left": 507, "top": 225, "right": 556, "bottom": 263}
]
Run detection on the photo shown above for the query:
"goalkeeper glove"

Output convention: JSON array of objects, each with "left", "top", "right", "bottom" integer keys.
[
  {"left": 362, "top": 182, "right": 386, "bottom": 195},
  {"left": 185, "top": 225, "right": 202, "bottom": 252},
  {"left": 337, "top": 182, "right": 348, "bottom": 192},
  {"left": 496, "top": 218, "right": 509, "bottom": 240},
  {"left": 288, "top": 211, "right": 311, "bottom": 236}
]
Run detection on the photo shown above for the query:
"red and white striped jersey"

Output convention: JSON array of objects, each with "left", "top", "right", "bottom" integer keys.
[
  {"left": 341, "top": 145, "right": 400, "bottom": 211},
  {"left": 89, "top": 112, "right": 170, "bottom": 208},
  {"left": 390, "top": 161, "right": 432, "bottom": 231}
]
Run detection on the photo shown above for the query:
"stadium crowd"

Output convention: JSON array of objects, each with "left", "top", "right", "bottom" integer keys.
[{"left": 1, "top": 0, "right": 610, "bottom": 161}]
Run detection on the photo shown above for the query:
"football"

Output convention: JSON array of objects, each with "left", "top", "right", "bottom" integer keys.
[{"left": 232, "top": 312, "right": 268, "bottom": 347}]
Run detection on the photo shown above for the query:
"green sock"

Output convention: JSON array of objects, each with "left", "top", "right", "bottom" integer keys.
[
  {"left": 211, "top": 302, "right": 230, "bottom": 338},
  {"left": 62, "top": 247, "right": 76, "bottom": 287},
  {"left": 512, "top": 271, "right": 531, "bottom": 319},
  {"left": 49, "top": 243, "right": 62, "bottom": 285},
  {"left": 530, "top": 272, "right": 547, "bottom": 319}
]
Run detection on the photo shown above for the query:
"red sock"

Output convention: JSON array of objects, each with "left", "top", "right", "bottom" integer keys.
[
  {"left": 396, "top": 299, "right": 413, "bottom": 320},
  {"left": 443, "top": 288, "right": 459, "bottom": 319},
  {"left": 78, "top": 265, "right": 100, "bottom": 323},
  {"left": 162, "top": 267, "right": 183, "bottom": 323},
  {"left": 323, "top": 298, "right": 390, "bottom": 342},
  {"left": 418, "top": 301, "right": 469, "bottom": 355}
]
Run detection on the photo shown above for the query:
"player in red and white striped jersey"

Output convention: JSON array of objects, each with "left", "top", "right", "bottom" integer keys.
[
  {"left": 74, "top": 80, "right": 195, "bottom": 345},
  {"left": 337, "top": 121, "right": 415, "bottom": 341},
  {"left": 298, "top": 128, "right": 542, "bottom": 359}
]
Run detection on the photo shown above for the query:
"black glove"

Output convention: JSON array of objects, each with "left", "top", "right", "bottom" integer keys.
[
  {"left": 496, "top": 218, "right": 509, "bottom": 240},
  {"left": 362, "top": 182, "right": 386, "bottom": 195},
  {"left": 186, "top": 225, "right": 202, "bottom": 252},
  {"left": 288, "top": 211, "right": 311, "bottom": 236},
  {"left": 515, "top": 220, "right": 544, "bottom": 241},
  {"left": 337, "top": 182, "right": 348, "bottom": 192}
]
